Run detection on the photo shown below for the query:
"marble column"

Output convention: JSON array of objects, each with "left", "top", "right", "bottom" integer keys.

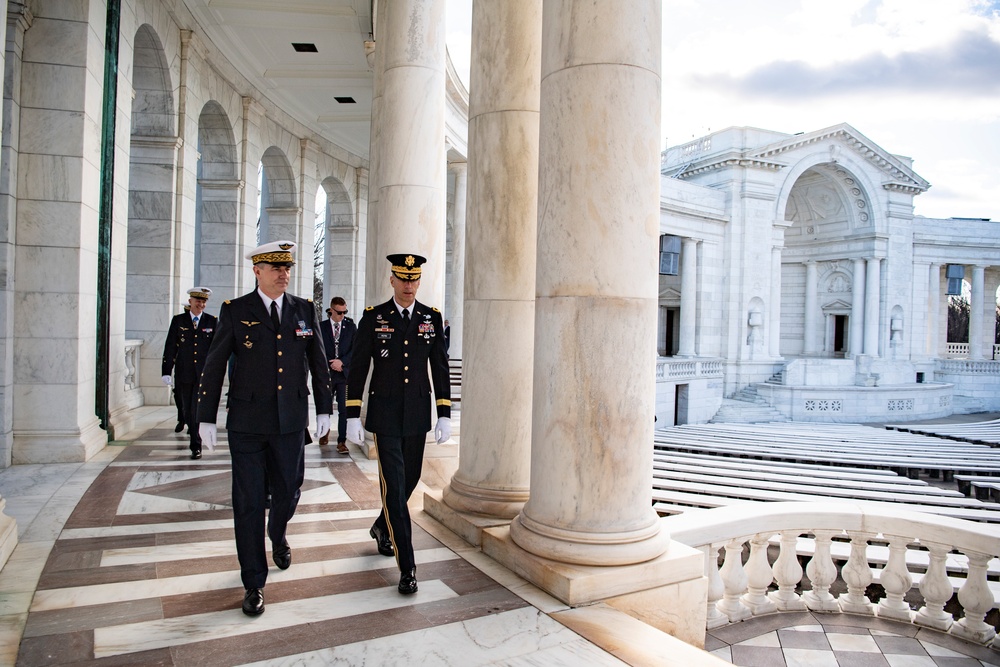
[
  {"left": 927, "top": 264, "right": 941, "bottom": 357},
  {"left": 432, "top": 0, "right": 541, "bottom": 531},
  {"left": 677, "top": 238, "right": 697, "bottom": 356},
  {"left": 369, "top": 0, "right": 447, "bottom": 306},
  {"left": 447, "top": 161, "right": 467, "bottom": 359},
  {"left": 970, "top": 265, "right": 985, "bottom": 360},
  {"left": 508, "top": 0, "right": 669, "bottom": 567},
  {"left": 850, "top": 258, "right": 866, "bottom": 357},
  {"left": 803, "top": 261, "right": 818, "bottom": 355},
  {"left": 768, "top": 248, "right": 782, "bottom": 358},
  {"left": 864, "top": 257, "right": 882, "bottom": 356}
]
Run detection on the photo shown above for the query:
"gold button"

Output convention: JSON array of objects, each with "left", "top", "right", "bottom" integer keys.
[
  {"left": 278, "top": 385, "right": 283, "bottom": 390},
  {"left": 404, "top": 378, "right": 409, "bottom": 383},
  {"left": 404, "top": 366, "right": 409, "bottom": 371},
  {"left": 404, "top": 353, "right": 408, "bottom": 358},
  {"left": 278, "top": 368, "right": 283, "bottom": 373},
  {"left": 404, "top": 340, "right": 409, "bottom": 345},
  {"left": 277, "top": 334, "right": 282, "bottom": 340},
  {"left": 278, "top": 351, "right": 283, "bottom": 356}
]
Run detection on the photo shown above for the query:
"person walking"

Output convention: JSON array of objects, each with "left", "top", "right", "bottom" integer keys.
[{"left": 319, "top": 296, "right": 356, "bottom": 454}]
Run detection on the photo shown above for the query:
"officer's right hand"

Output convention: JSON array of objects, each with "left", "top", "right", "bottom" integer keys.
[
  {"left": 161, "top": 375, "right": 172, "bottom": 386},
  {"left": 347, "top": 418, "right": 365, "bottom": 445},
  {"left": 199, "top": 423, "right": 217, "bottom": 452}
]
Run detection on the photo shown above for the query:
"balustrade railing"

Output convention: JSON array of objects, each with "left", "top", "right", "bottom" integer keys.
[
  {"left": 124, "top": 339, "right": 144, "bottom": 409},
  {"left": 664, "top": 502, "right": 1000, "bottom": 647},
  {"left": 946, "top": 342, "right": 970, "bottom": 358},
  {"left": 656, "top": 357, "right": 724, "bottom": 381}
]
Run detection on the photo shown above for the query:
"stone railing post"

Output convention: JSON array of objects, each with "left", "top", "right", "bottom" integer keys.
[
  {"left": 915, "top": 541, "right": 955, "bottom": 631},
  {"left": 802, "top": 530, "right": 839, "bottom": 611},
  {"left": 877, "top": 534, "right": 915, "bottom": 621},
  {"left": 769, "top": 531, "right": 806, "bottom": 610},
  {"left": 717, "top": 538, "right": 751, "bottom": 622},
  {"left": 838, "top": 531, "right": 875, "bottom": 615},
  {"left": 952, "top": 551, "right": 997, "bottom": 644},
  {"left": 741, "top": 533, "right": 777, "bottom": 615}
]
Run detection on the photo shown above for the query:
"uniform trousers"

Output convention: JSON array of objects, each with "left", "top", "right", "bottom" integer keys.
[
  {"left": 228, "top": 430, "right": 305, "bottom": 589},
  {"left": 331, "top": 376, "right": 347, "bottom": 442},
  {"left": 372, "top": 433, "right": 426, "bottom": 573},
  {"left": 175, "top": 381, "right": 201, "bottom": 452}
]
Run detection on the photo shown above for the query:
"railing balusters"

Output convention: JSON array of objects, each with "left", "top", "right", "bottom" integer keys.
[
  {"left": 952, "top": 551, "right": 997, "bottom": 644},
  {"left": 717, "top": 538, "right": 751, "bottom": 622},
  {"left": 876, "top": 534, "right": 915, "bottom": 621},
  {"left": 839, "top": 530, "right": 875, "bottom": 615},
  {"left": 741, "top": 533, "right": 777, "bottom": 615},
  {"left": 802, "top": 530, "right": 839, "bottom": 611},
  {"left": 768, "top": 531, "right": 805, "bottom": 610},
  {"left": 702, "top": 543, "right": 728, "bottom": 629},
  {"left": 914, "top": 541, "right": 955, "bottom": 631}
]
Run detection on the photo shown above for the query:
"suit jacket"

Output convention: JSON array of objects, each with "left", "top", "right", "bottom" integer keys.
[
  {"left": 197, "top": 291, "right": 332, "bottom": 435},
  {"left": 346, "top": 298, "right": 451, "bottom": 437},
  {"left": 320, "top": 316, "right": 356, "bottom": 382},
  {"left": 162, "top": 311, "right": 218, "bottom": 383}
]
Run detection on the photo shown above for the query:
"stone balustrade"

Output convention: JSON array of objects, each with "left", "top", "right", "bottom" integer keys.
[
  {"left": 664, "top": 502, "right": 1000, "bottom": 647},
  {"left": 656, "top": 357, "right": 724, "bottom": 381},
  {"left": 124, "top": 339, "right": 145, "bottom": 409}
]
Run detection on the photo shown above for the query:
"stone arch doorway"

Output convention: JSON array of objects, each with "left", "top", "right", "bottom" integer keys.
[
  {"left": 195, "top": 102, "right": 240, "bottom": 303},
  {"left": 318, "top": 176, "right": 355, "bottom": 308}
]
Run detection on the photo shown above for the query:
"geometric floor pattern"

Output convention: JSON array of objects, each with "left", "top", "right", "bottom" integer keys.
[{"left": 2, "top": 406, "right": 999, "bottom": 666}]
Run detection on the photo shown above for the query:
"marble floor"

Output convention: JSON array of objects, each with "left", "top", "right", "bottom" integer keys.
[{"left": 0, "top": 406, "right": 998, "bottom": 666}]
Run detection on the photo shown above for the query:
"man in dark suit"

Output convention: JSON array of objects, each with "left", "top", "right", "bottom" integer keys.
[
  {"left": 197, "top": 241, "right": 332, "bottom": 616},
  {"left": 346, "top": 253, "right": 451, "bottom": 595},
  {"left": 162, "top": 287, "right": 217, "bottom": 459},
  {"left": 319, "top": 296, "right": 356, "bottom": 454}
]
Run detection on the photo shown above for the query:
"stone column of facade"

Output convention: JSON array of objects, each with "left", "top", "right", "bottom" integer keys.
[
  {"left": 447, "top": 161, "right": 467, "bottom": 359},
  {"left": 804, "top": 261, "right": 818, "bottom": 355},
  {"left": 850, "top": 258, "right": 866, "bottom": 357},
  {"left": 508, "top": 0, "right": 669, "bottom": 567},
  {"left": 927, "top": 264, "right": 941, "bottom": 357},
  {"left": 426, "top": 0, "right": 541, "bottom": 541},
  {"left": 864, "top": 257, "right": 882, "bottom": 356},
  {"left": 368, "top": 0, "right": 446, "bottom": 306},
  {"left": 970, "top": 265, "right": 985, "bottom": 360},
  {"left": 678, "top": 237, "right": 697, "bottom": 356},
  {"left": 769, "top": 247, "right": 782, "bottom": 358}
]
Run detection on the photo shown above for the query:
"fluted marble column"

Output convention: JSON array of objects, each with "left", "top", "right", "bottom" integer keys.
[
  {"left": 437, "top": 0, "right": 541, "bottom": 523},
  {"left": 927, "top": 264, "right": 941, "bottom": 357},
  {"left": 970, "top": 265, "right": 985, "bottom": 360},
  {"left": 677, "top": 238, "right": 697, "bottom": 356},
  {"left": 369, "top": 0, "right": 447, "bottom": 305},
  {"left": 804, "top": 261, "right": 818, "bottom": 355},
  {"left": 447, "top": 161, "right": 467, "bottom": 359},
  {"left": 864, "top": 257, "right": 881, "bottom": 356},
  {"left": 509, "top": 0, "right": 668, "bottom": 566},
  {"left": 850, "top": 258, "right": 866, "bottom": 357},
  {"left": 769, "top": 248, "right": 782, "bottom": 358}
]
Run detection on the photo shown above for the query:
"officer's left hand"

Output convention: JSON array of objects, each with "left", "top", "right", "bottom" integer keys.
[
  {"left": 316, "top": 414, "right": 331, "bottom": 439},
  {"left": 434, "top": 417, "right": 452, "bottom": 444}
]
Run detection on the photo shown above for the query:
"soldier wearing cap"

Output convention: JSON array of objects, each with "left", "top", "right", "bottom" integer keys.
[
  {"left": 346, "top": 253, "right": 451, "bottom": 595},
  {"left": 162, "top": 287, "right": 217, "bottom": 459},
  {"left": 196, "top": 241, "right": 332, "bottom": 616}
]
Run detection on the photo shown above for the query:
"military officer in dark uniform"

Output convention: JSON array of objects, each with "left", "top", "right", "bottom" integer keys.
[
  {"left": 162, "top": 287, "right": 217, "bottom": 459},
  {"left": 319, "top": 296, "right": 356, "bottom": 454},
  {"left": 346, "top": 253, "right": 451, "bottom": 595},
  {"left": 197, "top": 241, "right": 332, "bottom": 616}
]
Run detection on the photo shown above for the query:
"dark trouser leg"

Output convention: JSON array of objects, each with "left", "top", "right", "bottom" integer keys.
[
  {"left": 265, "top": 431, "right": 305, "bottom": 548},
  {"left": 372, "top": 433, "right": 426, "bottom": 572},
  {"left": 178, "top": 381, "right": 200, "bottom": 452},
  {"left": 173, "top": 386, "right": 185, "bottom": 425},
  {"left": 333, "top": 379, "right": 347, "bottom": 441},
  {"left": 228, "top": 430, "right": 268, "bottom": 589}
]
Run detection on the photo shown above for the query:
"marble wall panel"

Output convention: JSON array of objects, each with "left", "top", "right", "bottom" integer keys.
[
  {"left": 126, "top": 162, "right": 175, "bottom": 192},
  {"left": 123, "top": 275, "right": 171, "bottom": 307},
  {"left": 14, "top": 247, "right": 86, "bottom": 293},
  {"left": 21, "top": 18, "right": 87, "bottom": 68},
  {"left": 16, "top": 154, "right": 84, "bottom": 203},
  {"left": 14, "top": 200, "right": 87, "bottom": 247},
  {"left": 125, "top": 247, "right": 171, "bottom": 276},
  {"left": 12, "top": 291, "right": 88, "bottom": 338},
  {"left": 125, "top": 216, "right": 171, "bottom": 247},
  {"left": 13, "top": 336, "right": 88, "bottom": 384},
  {"left": 19, "top": 63, "right": 87, "bottom": 113}
]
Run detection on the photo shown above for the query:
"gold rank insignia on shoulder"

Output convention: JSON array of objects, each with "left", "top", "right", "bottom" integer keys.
[
  {"left": 307, "top": 298, "right": 313, "bottom": 303},
  {"left": 432, "top": 307, "right": 440, "bottom": 312},
  {"left": 225, "top": 299, "right": 232, "bottom": 304},
  {"left": 241, "top": 321, "right": 260, "bottom": 327},
  {"left": 365, "top": 306, "right": 374, "bottom": 311}
]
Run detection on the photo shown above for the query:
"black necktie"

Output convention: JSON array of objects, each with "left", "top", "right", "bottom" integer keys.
[
  {"left": 402, "top": 308, "right": 410, "bottom": 327},
  {"left": 270, "top": 300, "right": 280, "bottom": 329}
]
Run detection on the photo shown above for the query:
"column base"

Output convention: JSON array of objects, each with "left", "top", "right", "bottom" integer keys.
[
  {"left": 482, "top": 524, "right": 707, "bottom": 645},
  {"left": 423, "top": 489, "right": 510, "bottom": 547},
  {"left": 12, "top": 418, "right": 107, "bottom": 464}
]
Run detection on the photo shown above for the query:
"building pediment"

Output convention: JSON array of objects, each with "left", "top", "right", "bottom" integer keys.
[{"left": 821, "top": 298, "right": 853, "bottom": 312}]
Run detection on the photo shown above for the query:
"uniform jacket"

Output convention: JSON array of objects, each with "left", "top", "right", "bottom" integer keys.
[
  {"left": 320, "top": 316, "right": 356, "bottom": 382},
  {"left": 346, "top": 298, "right": 451, "bottom": 437},
  {"left": 197, "top": 291, "right": 332, "bottom": 435},
  {"left": 162, "top": 311, "right": 218, "bottom": 383}
]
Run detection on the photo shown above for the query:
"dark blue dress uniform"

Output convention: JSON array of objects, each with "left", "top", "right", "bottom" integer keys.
[
  {"left": 162, "top": 310, "right": 217, "bottom": 454},
  {"left": 346, "top": 297, "right": 451, "bottom": 575},
  {"left": 320, "top": 315, "right": 356, "bottom": 444},
  {"left": 197, "top": 290, "right": 331, "bottom": 591}
]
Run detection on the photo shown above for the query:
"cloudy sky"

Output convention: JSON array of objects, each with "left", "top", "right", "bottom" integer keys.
[{"left": 446, "top": 0, "right": 1000, "bottom": 221}]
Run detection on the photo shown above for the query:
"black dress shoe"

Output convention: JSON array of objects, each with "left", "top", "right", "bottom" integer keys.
[
  {"left": 174, "top": 422, "right": 184, "bottom": 433},
  {"left": 398, "top": 568, "right": 417, "bottom": 595},
  {"left": 190, "top": 449, "right": 201, "bottom": 460},
  {"left": 242, "top": 588, "right": 264, "bottom": 615},
  {"left": 370, "top": 525, "right": 394, "bottom": 557},
  {"left": 272, "top": 541, "right": 291, "bottom": 570}
]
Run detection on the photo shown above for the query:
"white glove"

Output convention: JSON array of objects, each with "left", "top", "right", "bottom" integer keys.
[
  {"left": 161, "top": 375, "right": 172, "bottom": 386},
  {"left": 199, "top": 423, "right": 217, "bottom": 452},
  {"left": 434, "top": 417, "right": 452, "bottom": 444},
  {"left": 316, "top": 414, "right": 331, "bottom": 439},
  {"left": 347, "top": 418, "right": 365, "bottom": 445}
]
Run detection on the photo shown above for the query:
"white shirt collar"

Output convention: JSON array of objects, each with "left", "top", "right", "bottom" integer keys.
[
  {"left": 258, "top": 289, "right": 284, "bottom": 312},
  {"left": 393, "top": 299, "right": 414, "bottom": 317}
]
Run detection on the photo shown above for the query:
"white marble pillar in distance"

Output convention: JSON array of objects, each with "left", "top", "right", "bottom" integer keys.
[
  {"left": 441, "top": 0, "right": 541, "bottom": 519},
  {"left": 510, "top": 0, "right": 669, "bottom": 565},
  {"left": 447, "top": 161, "right": 467, "bottom": 359},
  {"left": 864, "top": 257, "right": 881, "bottom": 356},
  {"left": 850, "top": 258, "right": 866, "bottom": 357},
  {"left": 769, "top": 248, "right": 782, "bottom": 358},
  {"left": 803, "top": 261, "right": 818, "bottom": 355},
  {"left": 677, "top": 237, "right": 697, "bottom": 356},
  {"left": 927, "top": 264, "right": 940, "bottom": 357},
  {"left": 970, "top": 265, "right": 985, "bottom": 360},
  {"left": 370, "top": 0, "right": 447, "bottom": 305}
]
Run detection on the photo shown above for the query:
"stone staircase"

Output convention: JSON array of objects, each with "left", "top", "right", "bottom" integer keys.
[{"left": 710, "top": 383, "right": 789, "bottom": 423}]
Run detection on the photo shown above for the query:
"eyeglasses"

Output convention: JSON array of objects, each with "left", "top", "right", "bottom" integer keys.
[{"left": 332, "top": 309, "right": 348, "bottom": 315}]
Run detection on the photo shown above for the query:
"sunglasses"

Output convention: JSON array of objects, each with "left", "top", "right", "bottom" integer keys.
[{"left": 332, "top": 309, "right": 348, "bottom": 315}]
